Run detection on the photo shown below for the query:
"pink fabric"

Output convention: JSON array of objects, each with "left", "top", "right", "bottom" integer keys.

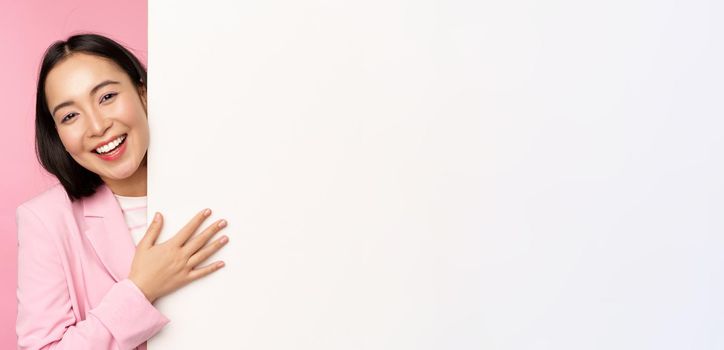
[{"left": 16, "top": 183, "right": 169, "bottom": 350}]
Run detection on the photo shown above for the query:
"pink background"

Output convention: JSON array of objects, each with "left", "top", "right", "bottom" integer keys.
[{"left": 0, "top": 1, "right": 146, "bottom": 348}]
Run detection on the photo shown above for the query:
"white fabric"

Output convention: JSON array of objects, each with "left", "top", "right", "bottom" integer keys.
[{"left": 113, "top": 194, "right": 148, "bottom": 246}]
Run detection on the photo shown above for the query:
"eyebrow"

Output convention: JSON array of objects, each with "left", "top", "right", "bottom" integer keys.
[{"left": 51, "top": 80, "right": 121, "bottom": 117}]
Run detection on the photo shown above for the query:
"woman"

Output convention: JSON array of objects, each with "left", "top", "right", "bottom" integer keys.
[{"left": 16, "top": 33, "right": 230, "bottom": 350}]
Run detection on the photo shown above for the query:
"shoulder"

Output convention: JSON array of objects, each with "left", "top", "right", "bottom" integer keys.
[
  {"left": 15, "top": 183, "right": 89, "bottom": 248},
  {"left": 15, "top": 183, "right": 76, "bottom": 235},
  {"left": 17, "top": 183, "right": 72, "bottom": 215}
]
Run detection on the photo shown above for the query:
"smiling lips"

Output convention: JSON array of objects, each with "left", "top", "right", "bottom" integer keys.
[
  {"left": 94, "top": 134, "right": 126, "bottom": 153},
  {"left": 94, "top": 134, "right": 128, "bottom": 161}
]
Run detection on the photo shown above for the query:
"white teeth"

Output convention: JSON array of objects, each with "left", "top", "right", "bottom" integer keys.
[{"left": 96, "top": 135, "right": 126, "bottom": 154}]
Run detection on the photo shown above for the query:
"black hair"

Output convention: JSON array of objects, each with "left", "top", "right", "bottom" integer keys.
[{"left": 35, "top": 33, "right": 147, "bottom": 202}]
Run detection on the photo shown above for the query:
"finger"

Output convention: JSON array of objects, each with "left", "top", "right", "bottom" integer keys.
[
  {"left": 138, "top": 212, "right": 163, "bottom": 249},
  {"left": 170, "top": 208, "right": 211, "bottom": 246},
  {"left": 187, "top": 261, "right": 225, "bottom": 282},
  {"left": 187, "top": 235, "right": 228, "bottom": 267},
  {"left": 183, "top": 219, "right": 227, "bottom": 256}
]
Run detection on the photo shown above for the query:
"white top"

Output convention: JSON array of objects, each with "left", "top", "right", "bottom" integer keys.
[{"left": 113, "top": 193, "right": 148, "bottom": 246}]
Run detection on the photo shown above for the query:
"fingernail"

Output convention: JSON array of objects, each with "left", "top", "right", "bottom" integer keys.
[
  {"left": 153, "top": 212, "right": 160, "bottom": 222},
  {"left": 218, "top": 219, "right": 227, "bottom": 228},
  {"left": 220, "top": 236, "right": 229, "bottom": 243},
  {"left": 218, "top": 261, "right": 225, "bottom": 268},
  {"left": 203, "top": 208, "right": 211, "bottom": 216}
]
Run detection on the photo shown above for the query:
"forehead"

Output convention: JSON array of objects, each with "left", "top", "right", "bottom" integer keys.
[{"left": 45, "top": 53, "right": 130, "bottom": 103}]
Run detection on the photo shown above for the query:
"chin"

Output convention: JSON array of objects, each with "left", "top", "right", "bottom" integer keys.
[{"left": 99, "top": 160, "right": 141, "bottom": 180}]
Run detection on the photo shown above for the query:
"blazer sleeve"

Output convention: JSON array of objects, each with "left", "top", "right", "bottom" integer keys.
[{"left": 16, "top": 204, "right": 170, "bottom": 350}]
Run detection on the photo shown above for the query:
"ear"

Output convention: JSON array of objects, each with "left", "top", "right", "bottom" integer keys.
[{"left": 137, "top": 84, "right": 147, "bottom": 110}]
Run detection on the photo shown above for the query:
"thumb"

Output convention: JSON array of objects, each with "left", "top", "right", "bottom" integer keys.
[{"left": 139, "top": 212, "right": 164, "bottom": 249}]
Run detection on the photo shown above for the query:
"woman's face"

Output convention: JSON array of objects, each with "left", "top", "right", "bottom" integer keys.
[{"left": 44, "top": 53, "right": 148, "bottom": 184}]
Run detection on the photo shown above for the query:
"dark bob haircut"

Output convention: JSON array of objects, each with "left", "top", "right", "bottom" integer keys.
[{"left": 35, "top": 33, "right": 147, "bottom": 202}]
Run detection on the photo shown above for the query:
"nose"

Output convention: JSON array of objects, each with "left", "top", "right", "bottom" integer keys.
[{"left": 87, "top": 109, "right": 112, "bottom": 137}]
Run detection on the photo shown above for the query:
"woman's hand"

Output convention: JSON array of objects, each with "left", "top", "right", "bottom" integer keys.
[{"left": 128, "top": 208, "right": 229, "bottom": 303}]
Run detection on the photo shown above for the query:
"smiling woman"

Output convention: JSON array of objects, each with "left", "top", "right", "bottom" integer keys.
[
  {"left": 45, "top": 52, "right": 149, "bottom": 196},
  {"left": 16, "top": 34, "right": 231, "bottom": 350},
  {"left": 36, "top": 35, "right": 149, "bottom": 199}
]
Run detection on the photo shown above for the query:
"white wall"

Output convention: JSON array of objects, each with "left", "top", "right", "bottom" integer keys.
[{"left": 148, "top": 0, "right": 724, "bottom": 348}]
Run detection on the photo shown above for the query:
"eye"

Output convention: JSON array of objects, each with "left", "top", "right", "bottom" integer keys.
[
  {"left": 100, "top": 92, "right": 118, "bottom": 103},
  {"left": 61, "top": 112, "right": 78, "bottom": 123}
]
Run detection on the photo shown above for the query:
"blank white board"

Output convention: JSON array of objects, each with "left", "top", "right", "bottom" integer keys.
[{"left": 148, "top": 0, "right": 724, "bottom": 348}]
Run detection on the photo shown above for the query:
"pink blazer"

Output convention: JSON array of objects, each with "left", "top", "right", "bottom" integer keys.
[{"left": 15, "top": 183, "right": 169, "bottom": 350}]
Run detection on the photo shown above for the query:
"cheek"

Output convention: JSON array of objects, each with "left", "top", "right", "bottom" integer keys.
[
  {"left": 112, "top": 96, "right": 144, "bottom": 122},
  {"left": 57, "top": 129, "right": 87, "bottom": 154},
  {"left": 118, "top": 99, "right": 150, "bottom": 135}
]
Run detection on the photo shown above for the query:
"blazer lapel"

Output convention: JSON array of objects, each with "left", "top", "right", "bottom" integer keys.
[{"left": 82, "top": 183, "right": 137, "bottom": 282}]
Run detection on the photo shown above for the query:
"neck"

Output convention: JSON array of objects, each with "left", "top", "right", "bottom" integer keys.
[{"left": 102, "top": 163, "right": 148, "bottom": 197}]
